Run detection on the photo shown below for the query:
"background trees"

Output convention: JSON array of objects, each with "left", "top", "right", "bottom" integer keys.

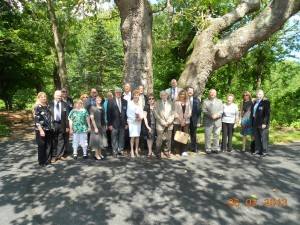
[{"left": 0, "top": 0, "right": 299, "bottom": 127}]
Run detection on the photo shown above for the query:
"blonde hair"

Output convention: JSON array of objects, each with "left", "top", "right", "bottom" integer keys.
[
  {"left": 80, "top": 94, "right": 89, "bottom": 101},
  {"left": 176, "top": 90, "right": 188, "bottom": 102},
  {"left": 242, "top": 91, "right": 252, "bottom": 101},
  {"left": 35, "top": 92, "right": 47, "bottom": 105},
  {"left": 132, "top": 89, "right": 140, "bottom": 96},
  {"left": 227, "top": 93, "right": 235, "bottom": 100}
]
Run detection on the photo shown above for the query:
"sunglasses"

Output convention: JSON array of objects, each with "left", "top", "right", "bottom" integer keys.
[
  {"left": 82, "top": 96, "right": 88, "bottom": 99},
  {"left": 149, "top": 98, "right": 155, "bottom": 100}
]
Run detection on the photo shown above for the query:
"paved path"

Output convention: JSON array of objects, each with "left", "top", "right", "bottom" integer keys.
[{"left": 0, "top": 141, "right": 299, "bottom": 225}]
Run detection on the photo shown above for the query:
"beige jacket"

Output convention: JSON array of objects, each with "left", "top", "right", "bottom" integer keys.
[
  {"left": 173, "top": 101, "right": 191, "bottom": 125},
  {"left": 153, "top": 100, "right": 175, "bottom": 130}
]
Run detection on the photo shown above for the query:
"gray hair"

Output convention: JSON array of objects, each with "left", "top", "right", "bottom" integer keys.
[
  {"left": 115, "top": 87, "right": 122, "bottom": 93},
  {"left": 160, "top": 90, "right": 168, "bottom": 97}
]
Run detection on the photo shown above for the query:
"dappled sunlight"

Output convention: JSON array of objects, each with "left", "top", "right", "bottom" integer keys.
[{"left": 0, "top": 141, "right": 299, "bottom": 224}]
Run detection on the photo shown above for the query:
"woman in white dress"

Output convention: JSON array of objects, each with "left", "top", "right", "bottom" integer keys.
[{"left": 127, "top": 89, "right": 144, "bottom": 157}]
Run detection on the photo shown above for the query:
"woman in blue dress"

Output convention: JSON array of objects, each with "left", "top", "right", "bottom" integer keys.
[{"left": 240, "top": 91, "right": 254, "bottom": 152}]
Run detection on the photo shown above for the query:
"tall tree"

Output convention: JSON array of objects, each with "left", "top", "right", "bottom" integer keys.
[
  {"left": 115, "top": 0, "right": 299, "bottom": 97},
  {"left": 115, "top": 0, "right": 153, "bottom": 93}
]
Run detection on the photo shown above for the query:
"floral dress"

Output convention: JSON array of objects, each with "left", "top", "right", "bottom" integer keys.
[{"left": 68, "top": 109, "right": 89, "bottom": 133}]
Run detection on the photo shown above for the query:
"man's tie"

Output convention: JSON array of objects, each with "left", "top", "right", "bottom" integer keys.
[
  {"left": 172, "top": 88, "right": 175, "bottom": 101},
  {"left": 56, "top": 102, "right": 61, "bottom": 121}
]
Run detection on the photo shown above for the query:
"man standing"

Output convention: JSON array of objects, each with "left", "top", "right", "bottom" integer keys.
[
  {"left": 138, "top": 85, "right": 148, "bottom": 108},
  {"left": 202, "top": 89, "right": 223, "bottom": 154},
  {"left": 251, "top": 89, "right": 270, "bottom": 157},
  {"left": 122, "top": 83, "right": 133, "bottom": 102},
  {"left": 61, "top": 87, "right": 74, "bottom": 111},
  {"left": 188, "top": 87, "right": 202, "bottom": 152},
  {"left": 166, "top": 79, "right": 183, "bottom": 102},
  {"left": 84, "top": 88, "right": 97, "bottom": 111},
  {"left": 107, "top": 88, "right": 128, "bottom": 157},
  {"left": 61, "top": 87, "right": 73, "bottom": 154},
  {"left": 49, "top": 90, "right": 70, "bottom": 163},
  {"left": 153, "top": 90, "right": 175, "bottom": 159}
]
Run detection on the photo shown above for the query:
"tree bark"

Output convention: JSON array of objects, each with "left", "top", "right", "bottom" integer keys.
[
  {"left": 47, "top": 0, "right": 68, "bottom": 89},
  {"left": 178, "top": 0, "right": 300, "bottom": 97},
  {"left": 115, "top": 0, "right": 153, "bottom": 93}
]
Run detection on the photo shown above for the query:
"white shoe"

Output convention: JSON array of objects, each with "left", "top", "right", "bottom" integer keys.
[{"left": 182, "top": 152, "right": 188, "bottom": 156}]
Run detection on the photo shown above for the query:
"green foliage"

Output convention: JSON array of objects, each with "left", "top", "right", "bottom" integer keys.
[
  {"left": 0, "top": 117, "right": 12, "bottom": 137},
  {"left": 68, "top": 16, "right": 123, "bottom": 98}
]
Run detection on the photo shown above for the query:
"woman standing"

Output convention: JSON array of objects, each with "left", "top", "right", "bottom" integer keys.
[
  {"left": 68, "top": 99, "right": 91, "bottom": 159},
  {"left": 89, "top": 95, "right": 108, "bottom": 160},
  {"left": 143, "top": 93, "right": 156, "bottom": 157},
  {"left": 240, "top": 91, "right": 254, "bottom": 152},
  {"left": 33, "top": 92, "right": 54, "bottom": 167},
  {"left": 173, "top": 90, "right": 191, "bottom": 156},
  {"left": 221, "top": 94, "right": 239, "bottom": 152},
  {"left": 127, "top": 89, "right": 144, "bottom": 157}
]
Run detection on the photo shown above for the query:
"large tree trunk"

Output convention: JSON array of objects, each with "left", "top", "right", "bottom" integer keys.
[
  {"left": 47, "top": 0, "right": 68, "bottom": 89},
  {"left": 115, "top": 0, "right": 153, "bottom": 94},
  {"left": 178, "top": 0, "right": 300, "bottom": 98}
]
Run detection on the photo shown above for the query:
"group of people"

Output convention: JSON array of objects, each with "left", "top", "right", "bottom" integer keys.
[{"left": 33, "top": 79, "right": 270, "bottom": 167}]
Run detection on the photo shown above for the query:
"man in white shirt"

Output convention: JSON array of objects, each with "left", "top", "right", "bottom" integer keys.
[{"left": 166, "top": 79, "right": 183, "bottom": 102}]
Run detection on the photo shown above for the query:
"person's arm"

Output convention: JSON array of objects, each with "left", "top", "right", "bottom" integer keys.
[
  {"left": 69, "top": 119, "right": 73, "bottom": 136},
  {"left": 85, "top": 110, "right": 91, "bottom": 133},
  {"left": 143, "top": 111, "right": 151, "bottom": 131}
]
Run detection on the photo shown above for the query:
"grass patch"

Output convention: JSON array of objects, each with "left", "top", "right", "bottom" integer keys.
[
  {"left": 0, "top": 116, "right": 12, "bottom": 137},
  {"left": 196, "top": 126, "right": 300, "bottom": 150}
]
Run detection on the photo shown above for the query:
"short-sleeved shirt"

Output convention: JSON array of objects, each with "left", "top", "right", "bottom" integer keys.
[{"left": 68, "top": 109, "right": 89, "bottom": 133}]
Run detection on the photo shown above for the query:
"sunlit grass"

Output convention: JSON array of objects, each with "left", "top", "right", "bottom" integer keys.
[{"left": 196, "top": 126, "right": 300, "bottom": 151}]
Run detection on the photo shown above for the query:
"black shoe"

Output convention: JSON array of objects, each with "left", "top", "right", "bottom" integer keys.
[
  {"left": 118, "top": 151, "right": 124, "bottom": 156},
  {"left": 83, "top": 155, "right": 88, "bottom": 159},
  {"left": 206, "top": 151, "right": 211, "bottom": 154}
]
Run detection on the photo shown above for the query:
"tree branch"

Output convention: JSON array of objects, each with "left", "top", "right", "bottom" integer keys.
[{"left": 214, "top": 0, "right": 300, "bottom": 66}]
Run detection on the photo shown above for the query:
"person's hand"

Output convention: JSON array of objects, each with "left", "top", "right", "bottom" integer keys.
[
  {"left": 147, "top": 127, "right": 152, "bottom": 132},
  {"left": 88, "top": 127, "right": 91, "bottom": 133},
  {"left": 94, "top": 127, "right": 99, "bottom": 134},
  {"left": 39, "top": 130, "right": 45, "bottom": 137},
  {"left": 211, "top": 114, "right": 217, "bottom": 120},
  {"left": 66, "top": 128, "right": 69, "bottom": 133},
  {"left": 180, "top": 120, "right": 185, "bottom": 127},
  {"left": 69, "top": 129, "right": 73, "bottom": 136},
  {"left": 262, "top": 124, "right": 266, "bottom": 129},
  {"left": 197, "top": 123, "right": 201, "bottom": 128},
  {"left": 234, "top": 123, "right": 237, "bottom": 129},
  {"left": 125, "top": 124, "right": 128, "bottom": 129}
]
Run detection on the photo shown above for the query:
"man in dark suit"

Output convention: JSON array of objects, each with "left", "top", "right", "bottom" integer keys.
[
  {"left": 61, "top": 87, "right": 73, "bottom": 154},
  {"left": 49, "top": 90, "right": 70, "bottom": 163},
  {"left": 251, "top": 89, "right": 271, "bottom": 157},
  {"left": 107, "top": 87, "right": 128, "bottom": 157},
  {"left": 138, "top": 85, "right": 148, "bottom": 108},
  {"left": 84, "top": 88, "right": 97, "bottom": 112},
  {"left": 188, "top": 87, "right": 202, "bottom": 152}
]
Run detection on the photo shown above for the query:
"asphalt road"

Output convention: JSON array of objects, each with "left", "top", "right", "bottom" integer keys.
[{"left": 0, "top": 141, "right": 299, "bottom": 225}]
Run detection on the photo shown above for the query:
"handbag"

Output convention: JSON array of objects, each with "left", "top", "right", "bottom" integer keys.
[{"left": 174, "top": 130, "right": 189, "bottom": 144}]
